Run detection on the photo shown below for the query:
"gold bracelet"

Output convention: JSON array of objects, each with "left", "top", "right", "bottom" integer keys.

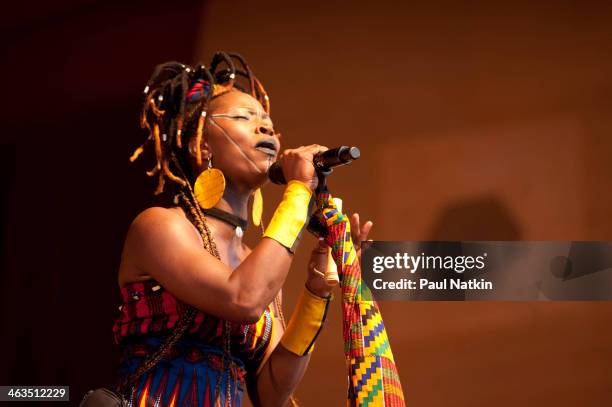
[
  {"left": 263, "top": 180, "right": 312, "bottom": 252},
  {"left": 280, "top": 285, "right": 333, "bottom": 356}
]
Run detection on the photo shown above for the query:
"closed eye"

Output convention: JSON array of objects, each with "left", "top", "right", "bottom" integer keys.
[{"left": 211, "top": 113, "right": 250, "bottom": 120}]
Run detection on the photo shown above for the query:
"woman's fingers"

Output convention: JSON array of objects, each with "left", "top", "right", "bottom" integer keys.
[
  {"left": 351, "top": 213, "right": 373, "bottom": 246},
  {"left": 360, "top": 220, "right": 373, "bottom": 242},
  {"left": 351, "top": 213, "right": 361, "bottom": 243},
  {"left": 302, "top": 144, "right": 328, "bottom": 157},
  {"left": 279, "top": 144, "right": 329, "bottom": 191}
]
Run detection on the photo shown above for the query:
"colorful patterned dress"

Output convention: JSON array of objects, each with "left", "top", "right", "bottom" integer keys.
[{"left": 112, "top": 280, "right": 274, "bottom": 407}]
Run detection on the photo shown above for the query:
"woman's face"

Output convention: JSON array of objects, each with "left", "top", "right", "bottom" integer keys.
[{"left": 200, "top": 90, "right": 280, "bottom": 189}]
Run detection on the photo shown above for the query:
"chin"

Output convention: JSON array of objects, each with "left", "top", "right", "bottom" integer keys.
[
  {"left": 254, "top": 158, "right": 275, "bottom": 183},
  {"left": 252, "top": 170, "right": 270, "bottom": 188}
]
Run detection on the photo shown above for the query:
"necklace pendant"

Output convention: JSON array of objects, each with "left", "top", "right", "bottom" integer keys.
[{"left": 235, "top": 226, "right": 244, "bottom": 238}]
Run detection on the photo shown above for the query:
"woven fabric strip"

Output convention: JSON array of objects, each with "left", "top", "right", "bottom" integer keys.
[{"left": 315, "top": 189, "right": 406, "bottom": 407}]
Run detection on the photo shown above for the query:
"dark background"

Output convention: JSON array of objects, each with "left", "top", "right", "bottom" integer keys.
[{"left": 1, "top": 1, "right": 612, "bottom": 406}]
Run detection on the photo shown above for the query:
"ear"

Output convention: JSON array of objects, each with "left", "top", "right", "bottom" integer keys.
[{"left": 188, "top": 136, "right": 211, "bottom": 161}]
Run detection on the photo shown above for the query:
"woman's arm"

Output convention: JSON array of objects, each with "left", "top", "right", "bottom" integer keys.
[
  {"left": 247, "top": 288, "right": 314, "bottom": 407},
  {"left": 247, "top": 242, "right": 334, "bottom": 407},
  {"left": 251, "top": 340, "right": 312, "bottom": 407},
  {"left": 122, "top": 144, "right": 327, "bottom": 324},
  {"left": 247, "top": 214, "right": 374, "bottom": 406},
  {"left": 123, "top": 206, "right": 293, "bottom": 323}
]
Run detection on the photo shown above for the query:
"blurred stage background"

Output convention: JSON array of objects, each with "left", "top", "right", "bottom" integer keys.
[{"left": 1, "top": 1, "right": 611, "bottom": 406}]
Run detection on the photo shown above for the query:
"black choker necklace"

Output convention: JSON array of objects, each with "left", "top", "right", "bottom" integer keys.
[{"left": 201, "top": 207, "right": 248, "bottom": 237}]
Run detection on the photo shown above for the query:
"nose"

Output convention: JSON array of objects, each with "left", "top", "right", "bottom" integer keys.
[{"left": 256, "top": 125, "right": 274, "bottom": 136}]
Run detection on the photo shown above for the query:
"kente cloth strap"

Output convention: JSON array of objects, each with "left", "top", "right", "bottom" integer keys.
[{"left": 314, "top": 189, "right": 406, "bottom": 407}]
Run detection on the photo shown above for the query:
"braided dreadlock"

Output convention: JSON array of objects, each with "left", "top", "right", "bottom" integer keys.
[{"left": 130, "top": 52, "right": 271, "bottom": 196}]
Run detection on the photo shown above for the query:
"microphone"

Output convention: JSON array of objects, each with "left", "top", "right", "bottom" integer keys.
[{"left": 268, "top": 146, "right": 360, "bottom": 185}]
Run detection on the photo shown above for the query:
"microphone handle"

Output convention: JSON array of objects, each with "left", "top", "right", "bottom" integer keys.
[{"left": 268, "top": 146, "right": 360, "bottom": 185}]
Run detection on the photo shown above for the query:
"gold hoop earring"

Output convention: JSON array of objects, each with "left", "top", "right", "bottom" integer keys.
[
  {"left": 194, "top": 156, "right": 226, "bottom": 209},
  {"left": 252, "top": 188, "right": 264, "bottom": 227}
]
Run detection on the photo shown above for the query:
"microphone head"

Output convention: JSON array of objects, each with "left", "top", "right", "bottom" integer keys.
[{"left": 347, "top": 146, "right": 360, "bottom": 160}]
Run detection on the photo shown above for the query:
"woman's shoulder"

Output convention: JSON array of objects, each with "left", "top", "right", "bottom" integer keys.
[
  {"left": 132, "top": 206, "right": 183, "bottom": 225},
  {"left": 119, "top": 206, "right": 203, "bottom": 284},
  {"left": 129, "top": 206, "right": 197, "bottom": 239},
  {"left": 125, "top": 206, "right": 206, "bottom": 253}
]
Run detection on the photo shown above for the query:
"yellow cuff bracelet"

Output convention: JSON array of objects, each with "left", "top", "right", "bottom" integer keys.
[
  {"left": 263, "top": 180, "right": 312, "bottom": 252},
  {"left": 280, "top": 286, "right": 332, "bottom": 356}
]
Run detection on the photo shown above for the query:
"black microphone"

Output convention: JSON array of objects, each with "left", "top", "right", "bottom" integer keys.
[{"left": 268, "top": 146, "right": 360, "bottom": 185}]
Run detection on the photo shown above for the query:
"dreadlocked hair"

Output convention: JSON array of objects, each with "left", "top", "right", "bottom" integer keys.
[{"left": 130, "top": 52, "right": 272, "bottom": 196}]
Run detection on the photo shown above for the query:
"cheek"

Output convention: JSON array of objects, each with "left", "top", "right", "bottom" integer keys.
[
  {"left": 228, "top": 122, "right": 256, "bottom": 147},
  {"left": 208, "top": 120, "right": 255, "bottom": 150},
  {"left": 205, "top": 120, "right": 263, "bottom": 177}
]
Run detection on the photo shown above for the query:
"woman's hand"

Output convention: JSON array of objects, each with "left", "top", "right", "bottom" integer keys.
[
  {"left": 277, "top": 144, "right": 328, "bottom": 191},
  {"left": 350, "top": 213, "right": 373, "bottom": 260},
  {"left": 305, "top": 213, "right": 373, "bottom": 297},
  {"left": 305, "top": 240, "right": 336, "bottom": 298}
]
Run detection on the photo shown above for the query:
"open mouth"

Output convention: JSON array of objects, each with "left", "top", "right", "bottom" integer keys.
[{"left": 254, "top": 139, "right": 279, "bottom": 156}]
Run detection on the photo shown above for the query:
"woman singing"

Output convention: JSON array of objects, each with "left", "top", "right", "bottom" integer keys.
[{"left": 111, "top": 52, "right": 372, "bottom": 407}]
